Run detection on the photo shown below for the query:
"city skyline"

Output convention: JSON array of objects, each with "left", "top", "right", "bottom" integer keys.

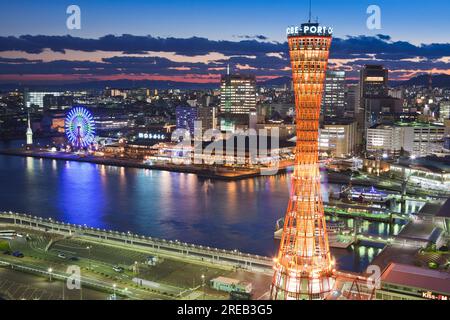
[
  {"left": 1, "top": 0, "right": 450, "bottom": 85},
  {"left": 0, "top": 1, "right": 450, "bottom": 303}
]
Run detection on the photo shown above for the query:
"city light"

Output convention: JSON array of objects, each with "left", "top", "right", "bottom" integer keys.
[{"left": 0, "top": 0, "right": 448, "bottom": 305}]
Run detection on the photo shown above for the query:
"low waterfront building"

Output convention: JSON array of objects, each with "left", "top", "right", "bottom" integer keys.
[
  {"left": 362, "top": 158, "right": 390, "bottom": 175},
  {"left": 389, "top": 156, "right": 450, "bottom": 191},
  {"left": 376, "top": 263, "right": 450, "bottom": 300},
  {"left": 210, "top": 276, "right": 252, "bottom": 294},
  {"left": 150, "top": 136, "right": 294, "bottom": 167},
  {"left": 94, "top": 112, "right": 129, "bottom": 131}
]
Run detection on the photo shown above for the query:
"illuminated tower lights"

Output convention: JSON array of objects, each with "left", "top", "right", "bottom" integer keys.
[{"left": 271, "top": 22, "right": 335, "bottom": 300}]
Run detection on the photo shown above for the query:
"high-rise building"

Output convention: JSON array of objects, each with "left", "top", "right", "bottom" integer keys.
[
  {"left": 321, "top": 70, "right": 346, "bottom": 119},
  {"left": 197, "top": 106, "right": 217, "bottom": 132},
  {"left": 24, "top": 91, "right": 63, "bottom": 112},
  {"left": 358, "top": 65, "right": 389, "bottom": 143},
  {"left": 346, "top": 83, "right": 360, "bottom": 117},
  {"left": 176, "top": 106, "right": 198, "bottom": 136},
  {"left": 364, "top": 97, "right": 403, "bottom": 128},
  {"left": 360, "top": 65, "right": 388, "bottom": 99},
  {"left": 271, "top": 22, "right": 334, "bottom": 300},
  {"left": 249, "top": 108, "right": 257, "bottom": 131},
  {"left": 219, "top": 73, "right": 256, "bottom": 132}
]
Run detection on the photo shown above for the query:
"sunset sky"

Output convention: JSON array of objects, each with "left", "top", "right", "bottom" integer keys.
[{"left": 1, "top": 0, "right": 450, "bottom": 85}]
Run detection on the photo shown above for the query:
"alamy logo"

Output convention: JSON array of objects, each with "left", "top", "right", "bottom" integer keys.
[
  {"left": 66, "top": 5, "right": 81, "bottom": 30},
  {"left": 66, "top": 265, "right": 81, "bottom": 290},
  {"left": 366, "top": 265, "right": 381, "bottom": 290},
  {"left": 171, "top": 121, "right": 280, "bottom": 176},
  {"left": 366, "top": 5, "right": 382, "bottom": 30}
]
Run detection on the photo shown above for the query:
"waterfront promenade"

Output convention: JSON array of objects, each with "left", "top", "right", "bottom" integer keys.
[{"left": 0, "top": 148, "right": 292, "bottom": 181}]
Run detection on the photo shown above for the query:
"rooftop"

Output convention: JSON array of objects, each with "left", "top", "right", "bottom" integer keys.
[
  {"left": 382, "top": 263, "right": 450, "bottom": 295},
  {"left": 371, "top": 122, "right": 444, "bottom": 129},
  {"left": 397, "top": 221, "right": 439, "bottom": 243},
  {"left": 395, "top": 121, "right": 444, "bottom": 128},
  {"left": 436, "top": 198, "right": 450, "bottom": 218},
  {"left": 211, "top": 276, "right": 240, "bottom": 285},
  {"left": 418, "top": 202, "right": 444, "bottom": 216},
  {"left": 394, "top": 155, "right": 450, "bottom": 174}
]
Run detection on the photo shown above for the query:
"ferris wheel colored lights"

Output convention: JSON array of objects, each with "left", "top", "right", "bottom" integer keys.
[{"left": 65, "top": 106, "right": 96, "bottom": 149}]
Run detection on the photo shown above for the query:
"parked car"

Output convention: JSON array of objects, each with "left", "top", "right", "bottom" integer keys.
[
  {"left": 12, "top": 251, "right": 24, "bottom": 258},
  {"left": 57, "top": 252, "right": 66, "bottom": 259},
  {"left": 112, "top": 265, "right": 124, "bottom": 273}
]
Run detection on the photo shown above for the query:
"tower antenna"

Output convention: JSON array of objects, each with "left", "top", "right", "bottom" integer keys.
[{"left": 308, "top": 0, "right": 312, "bottom": 23}]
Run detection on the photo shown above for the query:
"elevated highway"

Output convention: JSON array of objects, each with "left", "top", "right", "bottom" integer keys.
[{"left": 0, "top": 212, "right": 274, "bottom": 274}]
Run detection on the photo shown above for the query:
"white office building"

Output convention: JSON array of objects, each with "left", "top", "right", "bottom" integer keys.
[
  {"left": 319, "top": 120, "right": 357, "bottom": 158},
  {"left": 24, "top": 91, "right": 62, "bottom": 112},
  {"left": 367, "top": 123, "right": 445, "bottom": 157}
]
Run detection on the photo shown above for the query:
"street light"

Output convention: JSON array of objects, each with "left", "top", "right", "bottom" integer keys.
[
  {"left": 86, "top": 246, "right": 91, "bottom": 270},
  {"left": 48, "top": 267, "right": 53, "bottom": 282},
  {"left": 201, "top": 274, "right": 205, "bottom": 300}
]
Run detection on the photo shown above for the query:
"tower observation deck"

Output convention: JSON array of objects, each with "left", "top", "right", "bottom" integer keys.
[{"left": 270, "top": 22, "right": 335, "bottom": 300}]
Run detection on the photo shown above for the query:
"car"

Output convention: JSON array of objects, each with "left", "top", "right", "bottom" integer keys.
[
  {"left": 12, "top": 251, "right": 24, "bottom": 258},
  {"left": 57, "top": 253, "right": 66, "bottom": 259},
  {"left": 112, "top": 265, "right": 124, "bottom": 273},
  {"left": 3, "top": 250, "right": 11, "bottom": 255},
  {"left": 146, "top": 255, "right": 159, "bottom": 266},
  {"left": 69, "top": 256, "right": 79, "bottom": 261}
]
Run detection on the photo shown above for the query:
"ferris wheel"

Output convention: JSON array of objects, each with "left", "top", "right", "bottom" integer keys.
[{"left": 65, "top": 106, "right": 96, "bottom": 149}]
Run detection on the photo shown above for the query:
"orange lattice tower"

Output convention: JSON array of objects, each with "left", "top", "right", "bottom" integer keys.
[{"left": 271, "top": 22, "right": 335, "bottom": 300}]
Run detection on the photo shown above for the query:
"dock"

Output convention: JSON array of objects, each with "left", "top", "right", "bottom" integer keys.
[{"left": 274, "top": 228, "right": 355, "bottom": 249}]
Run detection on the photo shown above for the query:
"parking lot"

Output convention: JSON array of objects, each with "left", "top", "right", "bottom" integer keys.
[
  {"left": 0, "top": 226, "right": 271, "bottom": 300},
  {"left": 0, "top": 267, "right": 107, "bottom": 300}
]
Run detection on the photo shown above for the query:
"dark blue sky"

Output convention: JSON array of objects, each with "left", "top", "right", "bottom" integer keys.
[
  {"left": 1, "top": 0, "right": 448, "bottom": 44},
  {"left": 0, "top": 0, "right": 449, "bottom": 84}
]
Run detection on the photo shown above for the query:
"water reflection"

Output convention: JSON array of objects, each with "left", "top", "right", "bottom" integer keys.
[{"left": 0, "top": 140, "right": 416, "bottom": 272}]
